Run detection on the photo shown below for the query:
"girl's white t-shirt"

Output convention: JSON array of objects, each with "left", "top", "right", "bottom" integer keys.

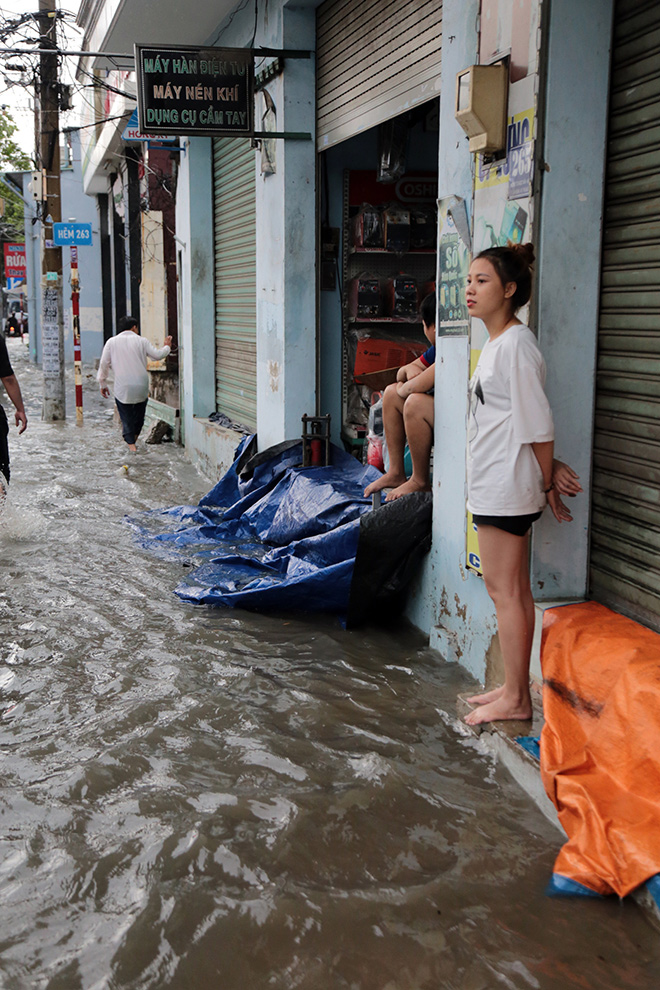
[{"left": 467, "top": 324, "right": 554, "bottom": 516}]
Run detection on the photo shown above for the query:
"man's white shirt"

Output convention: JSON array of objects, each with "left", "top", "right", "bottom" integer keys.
[{"left": 97, "top": 331, "right": 170, "bottom": 404}]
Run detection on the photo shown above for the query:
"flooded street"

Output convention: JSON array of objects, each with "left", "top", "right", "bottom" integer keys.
[{"left": 1, "top": 340, "right": 659, "bottom": 990}]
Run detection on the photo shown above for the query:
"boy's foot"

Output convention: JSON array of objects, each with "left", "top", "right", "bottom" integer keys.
[
  {"left": 464, "top": 695, "right": 532, "bottom": 726},
  {"left": 466, "top": 685, "right": 505, "bottom": 706},
  {"left": 385, "top": 477, "right": 431, "bottom": 502},
  {"left": 364, "top": 470, "right": 407, "bottom": 498}
]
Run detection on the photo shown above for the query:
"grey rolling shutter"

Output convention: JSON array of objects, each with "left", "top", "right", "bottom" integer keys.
[
  {"left": 316, "top": 0, "right": 443, "bottom": 150},
  {"left": 590, "top": 0, "right": 660, "bottom": 629},
  {"left": 212, "top": 137, "right": 257, "bottom": 431}
]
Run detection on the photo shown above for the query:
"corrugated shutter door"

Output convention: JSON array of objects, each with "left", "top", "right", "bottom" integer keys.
[
  {"left": 213, "top": 137, "right": 257, "bottom": 431},
  {"left": 316, "top": 0, "right": 442, "bottom": 150},
  {"left": 590, "top": 0, "right": 660, "bottom": 629}
]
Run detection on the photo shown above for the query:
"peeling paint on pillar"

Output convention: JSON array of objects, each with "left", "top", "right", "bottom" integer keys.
[
  {"left": 454, "top": 595, "right": 467, "bottom": 622},
  {"left": 438, "top": 586, "right": 450, "bottom": 617},
  {"left": 268, "top": 360, "right": 281, "bottom": 392}
]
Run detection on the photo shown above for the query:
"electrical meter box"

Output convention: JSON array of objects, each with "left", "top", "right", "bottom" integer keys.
[{"left": 455, "top": 63, "right": 508, "bottom": 154}]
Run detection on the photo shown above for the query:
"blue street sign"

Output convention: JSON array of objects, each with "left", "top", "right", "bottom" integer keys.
[
  {"left": 6, "top": 277, "right": 23, "bottom": 291},
  {"left": 122, "top": 107, "right": 174, "bottom": 144},
  {"left": 53, "top": 222, "right": 93, "bottom": 246}
]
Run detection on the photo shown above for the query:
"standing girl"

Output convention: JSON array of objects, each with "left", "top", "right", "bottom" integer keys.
[{"left": 464, "top": 243, "right": 573, "bottom": 726}]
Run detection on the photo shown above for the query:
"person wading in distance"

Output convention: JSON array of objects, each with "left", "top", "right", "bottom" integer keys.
[{"left": 98, "top": 316, "right": 172, "bottom": 453}]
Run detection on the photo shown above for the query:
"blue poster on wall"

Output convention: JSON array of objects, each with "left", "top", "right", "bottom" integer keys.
[{"left": 508, "top": 135, "right": 533, "bottom": 200}]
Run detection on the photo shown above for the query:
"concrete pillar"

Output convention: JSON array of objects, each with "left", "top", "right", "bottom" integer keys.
[
  {"left": 406, "top": 0, "right": 496, "bottom": 680},
  {"left": 176, "top": 136, "right": 216, "bottom": 441},
  {"left": 255, "top": 4, "right": 317, "bottom": 448},
  {"left": 533, "top": 0, "right": 614, "bottom": 599}
]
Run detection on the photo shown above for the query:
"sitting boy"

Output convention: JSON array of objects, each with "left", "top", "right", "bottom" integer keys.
[{"left": 364, "top": 292, "right": 435, "bottom": 502}]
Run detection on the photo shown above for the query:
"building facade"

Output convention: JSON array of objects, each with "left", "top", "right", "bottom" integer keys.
[
  {"left": 74, "top": 0, "right": 660, "bottom": 681},
  {"left": 74, "top": 39, "right": 179, "bottom": 411}
]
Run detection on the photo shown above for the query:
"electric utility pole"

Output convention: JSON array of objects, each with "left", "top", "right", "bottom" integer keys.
[{"left": 38, "top": 0, "right": 65, "bottom": 421}]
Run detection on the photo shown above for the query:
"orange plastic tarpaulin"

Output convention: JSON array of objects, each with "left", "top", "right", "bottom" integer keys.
[{"left": 540, "top": 601, "right": 660, "bottom": 897}]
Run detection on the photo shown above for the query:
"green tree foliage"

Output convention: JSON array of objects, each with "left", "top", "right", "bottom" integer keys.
[
  {"left": 0, "top": 108, "right": 31, "bottom": 240},
  {"left": 0, "top": 109, "right": 31, "bottom": 170}
]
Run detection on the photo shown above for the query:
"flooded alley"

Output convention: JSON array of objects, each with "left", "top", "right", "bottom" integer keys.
[{"left": 1, "top": 340, "right": 659, "bottom": 990}]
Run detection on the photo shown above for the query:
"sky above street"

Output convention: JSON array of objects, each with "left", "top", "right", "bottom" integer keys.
[{"left": 0, "top": 1, "right": 82, "bottom": 160}]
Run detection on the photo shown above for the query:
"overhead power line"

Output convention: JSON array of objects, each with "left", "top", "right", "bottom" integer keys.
[{"left": 0, "top": 47, "right": 134, "bottom": 58}]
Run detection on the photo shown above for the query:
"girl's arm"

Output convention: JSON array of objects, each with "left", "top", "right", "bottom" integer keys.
[
  {"left": 553, "top": 458, "right": 582, "bottom": 496},
  {"left": 532, "top": 441, "right": 573, "bottom": 522},
  {"left": 531, "top": 440, "right": 553, "bottom": 490}
]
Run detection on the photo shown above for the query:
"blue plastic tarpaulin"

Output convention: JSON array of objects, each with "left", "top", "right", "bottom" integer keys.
[
  {"left": 128, "top": 437, "right": 377, "bottom": 614},
  {"left": 129, "top": 436, "right": 433, "bottom": 621}
]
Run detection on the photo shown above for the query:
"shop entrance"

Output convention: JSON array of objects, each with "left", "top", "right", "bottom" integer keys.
[
  {"left": 315, "top": 0, "right": 442, "bottom": 459},
  {"left": 318, "top": 105, "right": 439, "bottom": 460}
]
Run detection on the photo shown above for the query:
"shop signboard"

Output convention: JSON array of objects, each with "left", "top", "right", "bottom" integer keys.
[
  {"left": 135, "top": 44, "right": 254, "bottom": 138},
  {"left": 348, "top": 171, "right": 437, "bottom": 208},
  {"left": 3, "top": 242, "right": 26, "bottom": 279}
]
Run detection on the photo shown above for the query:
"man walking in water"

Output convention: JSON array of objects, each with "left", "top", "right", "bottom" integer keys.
[
  {"left": 98, "top": 316, "right": 172, "bottom": 452},
  {"left": 0, "top": 333, "right": 27, "bottom": 488}
]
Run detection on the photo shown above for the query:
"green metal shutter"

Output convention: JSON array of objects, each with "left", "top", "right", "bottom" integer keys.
[
  {"left": 212, "top": 137, "right": 257, "bottom": 431},
  {"left": 590, "top": 0, "right": 660, "bottom": 629},
  {"left": 316, "top": 0, "right": 443, "bottom": 150}
]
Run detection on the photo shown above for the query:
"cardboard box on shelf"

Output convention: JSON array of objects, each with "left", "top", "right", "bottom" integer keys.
[
  {"left": 353, "top": 366, "right": 400, "bottom": 391},
  {"left": 353, "top": 338, "right": 426, "bottom": 380}
]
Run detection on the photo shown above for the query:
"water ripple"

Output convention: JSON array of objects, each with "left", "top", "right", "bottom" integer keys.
[{"left": 0, "top": 346, "right": 658, "bottom": 989}]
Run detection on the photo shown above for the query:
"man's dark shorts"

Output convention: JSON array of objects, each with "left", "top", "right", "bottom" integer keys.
[{"left": 115, "top": 398, "right": 148, "bottom": 445}]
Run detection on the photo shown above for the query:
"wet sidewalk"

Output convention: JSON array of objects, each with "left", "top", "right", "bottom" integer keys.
[{"left": 2, "top": 340, "right": 660, "bottom": 990}]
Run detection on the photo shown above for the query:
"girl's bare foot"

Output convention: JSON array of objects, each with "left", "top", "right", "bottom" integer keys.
[
  {"left": 364, "top": 470, "right": 407, "bottom": 497},
  {"left": 385, "top": 477, "right": 431, "bottom": 501},
  {"left": 466, "top": 685, "right": 505, "bottom": 706},
  {"left": 464, "top": 695, "right": 532, "bottom": 726}
]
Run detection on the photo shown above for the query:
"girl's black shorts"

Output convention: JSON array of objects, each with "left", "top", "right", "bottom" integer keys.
[{"left": 472, "top": 511, "right": 542, "bottom": 537}]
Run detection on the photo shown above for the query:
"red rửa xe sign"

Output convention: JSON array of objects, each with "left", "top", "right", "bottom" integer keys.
[{"left": 4, "top": 243, "right": 26, "bottom": 279}]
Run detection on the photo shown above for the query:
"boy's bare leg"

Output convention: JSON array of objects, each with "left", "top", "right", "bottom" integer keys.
[
  {"left": 464, "top": 525, "right": 534, "bottom": 725},
  {"left": 386, "top": 393, "right": 434, "bottom": 501},
  {"left": 364, "top": 383, "right": 408, "bottom": 496}
]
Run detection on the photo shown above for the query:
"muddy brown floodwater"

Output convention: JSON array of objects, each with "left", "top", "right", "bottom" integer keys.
[{"left": 1, "top": 340, "right": 659, "bottom": 989}]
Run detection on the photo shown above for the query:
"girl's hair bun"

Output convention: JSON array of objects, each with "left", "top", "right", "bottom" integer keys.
[{"left": 509, "top": 241, "right": 535, "bottom": 267}]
